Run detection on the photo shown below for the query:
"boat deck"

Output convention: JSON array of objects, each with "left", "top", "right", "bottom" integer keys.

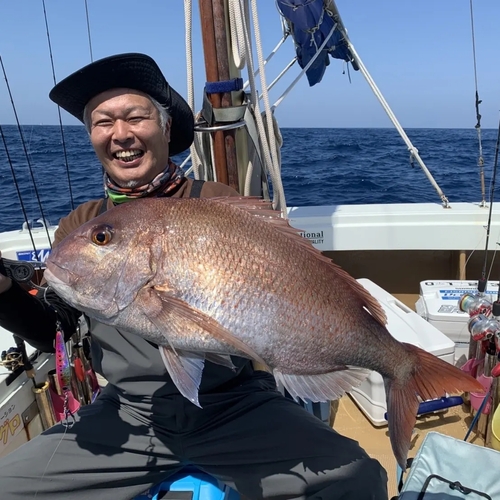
[{"left": 334, "top": 394, "right": 483, "bottom": 498}]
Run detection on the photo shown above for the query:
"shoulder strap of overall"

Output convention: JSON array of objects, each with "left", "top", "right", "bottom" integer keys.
[
  {"left": 98, "top": 199, "right": 108, "bottom": 215},
  {"left": 190, "top": 179, "right": 205, "bottom": 198}
]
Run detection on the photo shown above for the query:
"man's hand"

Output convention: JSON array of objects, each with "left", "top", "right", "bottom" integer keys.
[{"left": 0, "top": 252, "right": 13, "bottom": 294}]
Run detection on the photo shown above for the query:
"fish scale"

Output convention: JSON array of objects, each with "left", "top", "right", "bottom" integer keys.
[{"left": 44, "top": 195, "right": 484, "bottom": 469}]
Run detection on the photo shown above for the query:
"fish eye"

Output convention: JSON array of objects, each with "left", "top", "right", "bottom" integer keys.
[{"left": 91, "top": 225, "right": 113, "bottom": 246}]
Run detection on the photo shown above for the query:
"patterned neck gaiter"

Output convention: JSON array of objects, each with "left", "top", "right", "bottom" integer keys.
[{"left": 104, "top": 159, "right": 185, "bottom": 204}]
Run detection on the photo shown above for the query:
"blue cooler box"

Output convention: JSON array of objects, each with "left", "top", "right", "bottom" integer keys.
[{"left": 135, "top": 467, "right": 240, "bottom": 500}]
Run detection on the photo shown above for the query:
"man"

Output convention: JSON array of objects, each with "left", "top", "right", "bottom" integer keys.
[{"left": 0, "top": 53, "right": 388, "bottom": 499}]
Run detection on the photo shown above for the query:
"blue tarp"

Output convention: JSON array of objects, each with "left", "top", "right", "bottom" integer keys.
[{"left": 276, "top": 0, "right": 357, "bottom": 86}]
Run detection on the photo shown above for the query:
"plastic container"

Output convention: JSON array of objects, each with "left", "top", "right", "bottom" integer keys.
[
  {"left": 415, "top": 280, "right": 500, "bottom": 365},
  {"left": 134, "top": 467, "right": 240, "bottom": 500},
  {"left": 470, "top": 374, "right": 492, "bottom": 414},
  {"left": 491, "top": 403, "right": 500, "bottom": 451},
  {"left": 349, "top": 279, "right": 455, "bottom": 426}
]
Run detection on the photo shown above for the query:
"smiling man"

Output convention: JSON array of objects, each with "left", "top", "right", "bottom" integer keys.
[
  {"left": 86, "top": 89, "right": 172, "bottom": 189},
  {"left": 0, "top": 53, "right": 387, "bottom": 500}
]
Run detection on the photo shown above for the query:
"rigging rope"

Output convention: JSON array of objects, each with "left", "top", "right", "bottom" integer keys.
[
  {"left": 0, "top": 55, "right": 53, "bottom": 252},
  {"left": 234, "top": 0, "right": 286, "bottom": 214},
  {"left": 228, "top": 0, "right": 247, "bottom": 70},
  {"left": 41, "top": 0, "right": 75, "bottom": 210},
  {"left": 184, "top": 0, "right": 201, "bottom": 180},
  {"left": 183, "top": 0, "right": 287, "bottom": 212},
  {"left": 469, "top": 0, "right": 486, "bottom": 207},
  {"left": 249, "top": 0, "right": 287, "bottom": 214}
]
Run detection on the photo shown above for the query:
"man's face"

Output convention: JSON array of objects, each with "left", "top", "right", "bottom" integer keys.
[{"left": 87, "top": 88, "right": 171, "bottom": 188}]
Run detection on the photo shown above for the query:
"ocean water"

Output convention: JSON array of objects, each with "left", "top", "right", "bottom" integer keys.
[{"left": 0, "top": 125, "right": 498, "bottom": 233}]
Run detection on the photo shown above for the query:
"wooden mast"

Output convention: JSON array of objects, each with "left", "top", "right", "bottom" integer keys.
[{"left": 198, "top": 0, "right": 240, "bottom": 191}]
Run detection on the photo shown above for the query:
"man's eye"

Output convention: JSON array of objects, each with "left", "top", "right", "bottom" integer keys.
[{"left": 128, "top": 116, "right": 144, "bottom": 123}]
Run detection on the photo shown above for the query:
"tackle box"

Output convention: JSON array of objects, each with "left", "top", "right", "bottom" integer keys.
[{"left": 415, "top": 280, "right": 499, "bottom": 366}]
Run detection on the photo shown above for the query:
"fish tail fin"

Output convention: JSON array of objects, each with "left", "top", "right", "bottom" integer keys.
[{"left": 385, "top": 342, "right": 484, "bottom": 469}]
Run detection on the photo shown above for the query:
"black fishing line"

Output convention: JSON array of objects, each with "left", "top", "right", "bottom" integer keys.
[
  {"left": 0, "top": 124, "right": 39, "bottom": 257},
  {"left": 481, "top": 115, "right": 500, "bottom": 293},
  {"left": 469, "top": 0, "right": 486, "bottom": 205},
  {"left": 491, "top": 116, "right": 500, "bottom": 301},
  {"left": 0, "top": 56, "right": 53, "bottom": 252},
  {"left": 83, "top": 0, "right": 94, "bottom": 62},
  {"left": 41, "top": 0, "right": 75, "bottom": 210}
]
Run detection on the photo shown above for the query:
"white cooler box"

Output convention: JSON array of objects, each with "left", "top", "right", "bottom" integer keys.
[
  {"left": 415, "top": 280, "right": 499, "bottom": 366},
  {"left": 349, "top": 279, "right": 455, "bottom": 427}
]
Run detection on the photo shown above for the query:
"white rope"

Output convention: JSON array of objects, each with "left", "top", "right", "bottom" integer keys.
[
  {"left": 228, "top": 0, "right": 247, "bottom": 70},
  {"left": 182, "top": 0, "right": 287, "bottom": 210},
  {"left": 184, "top": 0, "right": 201, "bottom": 179},
  {"left": 246, "top": 0, "right": 287, "bottom": 215},
  {"left": 244, "top": 157, "right": 254, "bottom": 197}
]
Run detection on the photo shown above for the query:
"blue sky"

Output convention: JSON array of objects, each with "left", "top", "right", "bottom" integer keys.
[{"left": 1, "top": 0, "right": 499, "bottom": 128}]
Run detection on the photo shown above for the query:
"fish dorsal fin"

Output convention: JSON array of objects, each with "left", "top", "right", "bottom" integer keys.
[
  {"left": 211, "top": 197, "right": 387, "bottom": 327},
  {"left": 209, "top": 196, "right": 277, "bottom": 218}
]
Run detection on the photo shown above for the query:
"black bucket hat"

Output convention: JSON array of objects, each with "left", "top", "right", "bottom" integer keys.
[{"left": 49, "top": 53, "right": 194, "bottom": 156}]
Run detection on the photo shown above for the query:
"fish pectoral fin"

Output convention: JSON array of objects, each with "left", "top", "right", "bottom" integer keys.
[
  {"left": 159, "top": 346, "right": 204, "bottom": 408},
  {"left": 152, "top": 291, "right": 267, "bottom": 367},
  {"left": 273, "top": 367, "right": 370, "bottom": 403},
  {"left": 204, "top": 353, "right": 237, "bottom": 371},
  {"left": 179, "top": 350, "right": 236, "bottom": 371}
]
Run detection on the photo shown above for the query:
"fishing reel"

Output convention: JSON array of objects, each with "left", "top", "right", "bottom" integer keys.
[
  {"left": 0, "top": 257, "right": 36, "bottom": 283},
  {"left": 458, "top": 288, "right": 500, "bottom": 356},
  {"left": 467, "top": 314, "right": 500, "bottom": 342},
  {"left": 458, "top": 278, "right": 494, "bottom": 319},
  {"left": 459, "top": 292, "right": 493, "bottom": 319},
  {"left": 0, "top": 347, "right": 23, "bottom": 371}
]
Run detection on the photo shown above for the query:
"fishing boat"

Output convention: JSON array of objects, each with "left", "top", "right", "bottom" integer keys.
[{"left": 1, "top": 1, "right": 500, "bottom": 498}]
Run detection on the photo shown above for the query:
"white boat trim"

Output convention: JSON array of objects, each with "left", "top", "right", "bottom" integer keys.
[{"left": 288, "top": 202, "right": 500, "bottom": 251}]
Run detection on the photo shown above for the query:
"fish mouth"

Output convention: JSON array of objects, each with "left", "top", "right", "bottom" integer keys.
[
  {"left": 44, "top": 264, "right": 116, "bottom": 317},
  {"left": 45, "top": 260, "right": 79, "bottom": 287},
  {"left": 43, "top": 265, "right": 80, "bottom": 308}
]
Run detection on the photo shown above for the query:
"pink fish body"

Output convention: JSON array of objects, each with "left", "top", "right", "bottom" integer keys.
[{"left": 44, "top": 197, "right": 483, "bottom": 467}]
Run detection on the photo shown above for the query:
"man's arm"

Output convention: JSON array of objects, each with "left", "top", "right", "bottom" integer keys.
[
  {"left": 0, "top": 202, "right": 102, "bottom": 352},
  {"left": 0, "top": 259, "right": 81, "bottom": 353},
  {"left": 0, "top": 273, "right": 12, "bottom": 294}
]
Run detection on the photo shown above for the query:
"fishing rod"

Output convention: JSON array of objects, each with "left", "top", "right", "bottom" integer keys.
[
  {"left": 459, "top": 116, "right": 500, "bottom": 445},
  {"left": 0, "top": 125, "right": 41, "bottom": 262},
  {"left": 83, "top": 0, "right": 94, "bottom": 62},
  {"left": 469, "top": 0, "right": 486, "bottom": 207},
  {"left": 458, "top": 117, "right": 500, "bottom": 320},
  {"left": 457, "top": 0, "right": 492, "bottom": 319},
  {"left": 41, "top": 0, "right": 75, "bottom": 210},
  {"left": 0, "top": 54, "right": 53, "bottom": 254}
]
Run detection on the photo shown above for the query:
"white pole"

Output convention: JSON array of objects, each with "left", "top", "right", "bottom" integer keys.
[
  {"left": 327, "top": 0, "right": 450, "bottom": 208},
  {"left": 346, "top": 42, "right": 450, "bottom": 207}
]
